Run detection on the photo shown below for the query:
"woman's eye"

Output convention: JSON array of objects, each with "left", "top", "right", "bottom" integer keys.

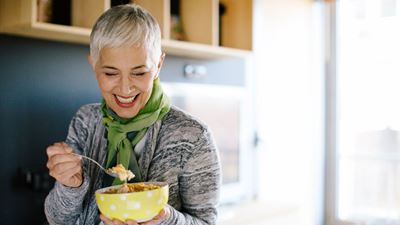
[
  {"left": 105, "top": 72, "right": 118, "bottom": 76},
  {"left": 132, "top": 72, "right": 146, "bottom": 76}
]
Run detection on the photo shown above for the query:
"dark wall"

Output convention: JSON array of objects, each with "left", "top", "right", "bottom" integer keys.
[
  {"left": 0, "top": 34, "right": 245, "bottom": 225},
  {"left": 0, "top": 35, "right": 100, "bottom": 225}
]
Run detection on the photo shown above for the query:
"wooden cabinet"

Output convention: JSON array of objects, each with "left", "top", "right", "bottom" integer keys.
[{"left": 0, "top": 0, "right": 252, "bottom": 59}]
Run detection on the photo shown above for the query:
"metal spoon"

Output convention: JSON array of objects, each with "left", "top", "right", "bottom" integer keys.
[{"left": 72, "top": 153, "right": 119, "bottom": 178}]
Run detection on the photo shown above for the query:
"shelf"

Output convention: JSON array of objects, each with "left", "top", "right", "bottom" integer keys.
[
  {"left": 0, "top": 21, "right": 251, "bottom": 59},
  {"left": 0, "top": 0, "right": 252, "bottom": 59},
  {"left": 0, "top": 22, "right": 91, "bottom": 44},
  {"left": 162, "top": 39, "right": 251, "bottom": 59}
]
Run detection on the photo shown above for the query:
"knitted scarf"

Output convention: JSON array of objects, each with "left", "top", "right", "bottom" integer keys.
[{"left": 101, "top": 78, "right": 170, "bottom": 185}]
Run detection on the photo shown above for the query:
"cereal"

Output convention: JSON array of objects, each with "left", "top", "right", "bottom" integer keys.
[{"left": 104, "top": 183, "right": 161, "bottom": 194}]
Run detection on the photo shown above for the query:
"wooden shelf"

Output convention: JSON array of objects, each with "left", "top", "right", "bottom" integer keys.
[
  {"left": 0, "top": 22, "right": 91, "bottom": 44},
  {"left": 0, "top": 0, "right": 252, "bottom": 59},
  {"left": 162, "top": 39, "right": 251, "bottom": 59},
  {"left": 0, "top": 22, "right": 251, "bottom": 59}
]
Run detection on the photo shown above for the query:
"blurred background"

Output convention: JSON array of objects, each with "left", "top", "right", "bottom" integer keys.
[{"left": 0, "top": 0, "right": 399, "bottom": 225}]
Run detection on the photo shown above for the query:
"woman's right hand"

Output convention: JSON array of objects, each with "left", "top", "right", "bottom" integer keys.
[{"left": 46, "top": 142, "right": 83, "bottom": 187}]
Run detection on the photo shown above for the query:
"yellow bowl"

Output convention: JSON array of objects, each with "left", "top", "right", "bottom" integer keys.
[{"left": 95, "top": 182, "right": 169, "bottom": 222}]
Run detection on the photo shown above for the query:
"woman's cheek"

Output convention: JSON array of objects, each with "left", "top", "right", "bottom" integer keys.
[{"left": 98, "top": 76, "right": 116, "bottom": 92}]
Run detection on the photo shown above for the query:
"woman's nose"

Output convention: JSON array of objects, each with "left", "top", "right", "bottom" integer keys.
[{"left": 119, "top": 76, "right": 133, "bottom": 95}]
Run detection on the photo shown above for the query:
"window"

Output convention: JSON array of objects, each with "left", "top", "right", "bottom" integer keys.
[{"left": 326, "top": 0, "right": 400, "bottom": 224}]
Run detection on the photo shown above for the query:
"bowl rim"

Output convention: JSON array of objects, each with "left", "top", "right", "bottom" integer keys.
[{"left": 95, "top": 181, "right": 169, "bottom": 195}]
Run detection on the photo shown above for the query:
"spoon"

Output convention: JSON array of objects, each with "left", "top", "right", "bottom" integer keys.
[{"left": 72, "top": 153, "right": 119, "bottom": 178}]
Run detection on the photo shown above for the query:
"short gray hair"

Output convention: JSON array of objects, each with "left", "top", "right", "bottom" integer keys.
[{"left": 90, "top": 4, "right": 162, "bottom": 65}]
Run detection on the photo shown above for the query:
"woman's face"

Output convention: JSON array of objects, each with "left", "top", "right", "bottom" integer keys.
[{"left": 91, "top": 46, "right": 163, "bottom": 119}]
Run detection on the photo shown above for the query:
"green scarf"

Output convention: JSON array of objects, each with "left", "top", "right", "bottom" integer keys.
[{"left": 101, "top": 78, "right": 171, "bottom": 185}]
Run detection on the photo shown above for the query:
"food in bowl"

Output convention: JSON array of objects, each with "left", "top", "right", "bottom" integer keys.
[
  {"left": 107, "top": 164, "right": 135, "bottom": 182},
  {"left": 105, "top": 183, "right": 161, "bottom": 194},
  {"left": 95, "top": 182, "right": 169, "bottom": 222}
]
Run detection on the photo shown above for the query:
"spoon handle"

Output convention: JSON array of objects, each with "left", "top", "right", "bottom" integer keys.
[
  {"left": 77, "top": 154, "right": 106, "bottom": 170},
  {"left": 72, "top": 153, "right": 117, "bottom": 178}
]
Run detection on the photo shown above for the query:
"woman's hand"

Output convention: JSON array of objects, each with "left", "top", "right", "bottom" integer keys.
[
  {"left": 46, "top": 142, "right": 83, "bottom": 187},
  {"left": 100, "top": 207, "right": 170, "bottom": 225}
]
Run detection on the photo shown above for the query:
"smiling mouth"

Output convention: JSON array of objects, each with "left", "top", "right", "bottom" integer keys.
[{"left": 114, "top": 94, "right": 139, "bottom": 108}]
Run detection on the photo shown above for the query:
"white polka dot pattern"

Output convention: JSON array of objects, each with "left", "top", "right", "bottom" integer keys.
[{"left": 127, "top": 201, "right": 141, "bottom": 210}]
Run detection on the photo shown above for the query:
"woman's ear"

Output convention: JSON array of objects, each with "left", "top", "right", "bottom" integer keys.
[
  {"left": 87, "top": 54, "right": 95, "bottom": 70},
  {"left": 155, "top": 52, "right": 166, "bottom": 79}
]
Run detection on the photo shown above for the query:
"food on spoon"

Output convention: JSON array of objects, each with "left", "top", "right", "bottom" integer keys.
[{"left": 107, "top": 164, "right": 135, "bottom": 182}]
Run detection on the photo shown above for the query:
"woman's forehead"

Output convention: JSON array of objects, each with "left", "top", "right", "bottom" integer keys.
[{"left": 98, "top": 46, "right": 155, "bottom": 67}]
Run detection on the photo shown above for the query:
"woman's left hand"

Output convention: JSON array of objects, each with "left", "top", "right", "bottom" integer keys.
[{"left": 100, "top": 206, "right": 170, "bottom": 225}]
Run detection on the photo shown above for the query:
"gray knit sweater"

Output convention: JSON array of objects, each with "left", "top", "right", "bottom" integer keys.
[{"left": 44, "top": 104, "right": 221, "bottom": 225}]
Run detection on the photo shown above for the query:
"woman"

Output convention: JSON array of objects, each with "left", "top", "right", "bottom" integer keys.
[{"left": 44, "top": 4, "right": 221, "bottom": 225}]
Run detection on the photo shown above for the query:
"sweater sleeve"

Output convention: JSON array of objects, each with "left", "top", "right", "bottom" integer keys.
[
  {"left": 162, "top": 128, "right": 222, "bottom": 225},
  {"left": 44, "top": 105, "right": 92, "bottom": 225}
]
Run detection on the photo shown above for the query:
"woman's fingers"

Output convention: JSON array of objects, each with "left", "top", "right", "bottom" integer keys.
[
  {"left": 113, "top": 220, "right": 129, "bottom": 225},
  {"left": 49, "top": 161, "right": 82, "bottom": 187},
  {"left": 98, "top": 207, "right": 170, "bottom": 225},
  {"left": 140, "top": 207, "right": 170, "bottom": 225},
  {"left": 47, "top": 154, "right": 80, "bottom": 170},
  {"left": 46, "top": 142, "right": 83, "bottom": 187},
  {"left": 99, "top": 214, "right": 114, "bottom": 225},
  {"left": 57, "top": 169, "right": 83, "bottom": 188},
  {"left": 60, "top": 142, "right": 76, "bottom": 153},
  {"left": 125, "top": 220, "right": 139, "bottom": 225},
  {"left": 49, "top": 161, "right": 78, "bottom": 178},
  {"left": 100, "top": 214, "right": 140, "bottom": 225},
  {"left": 57, "top": 161, "right": 81, "bottom": 177},
  {"left": 155, "top": 207, "right": 169, "bottom": 220},
  {"left": 99, "top": 214, "right": 143, "bottom": 225},
  {"left": 126, "top": 220, "right": 141, "bottom": 225}
]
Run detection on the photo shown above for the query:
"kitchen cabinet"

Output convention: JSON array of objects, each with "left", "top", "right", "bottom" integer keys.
[{"left": 0, "top": 0, "right": 252, "bottom": 59}]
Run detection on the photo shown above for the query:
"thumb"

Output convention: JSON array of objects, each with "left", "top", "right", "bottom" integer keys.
[
  {"left": 65, "top": 147, "right": 73, "bottom": 153},
  {"left": 61, "top": 142, "right": 74, "bottom": 153}
]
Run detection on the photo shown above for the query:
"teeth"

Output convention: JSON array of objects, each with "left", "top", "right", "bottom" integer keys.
[{"left": 116, "top": 95, "right": 136, "bottom": 103}]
